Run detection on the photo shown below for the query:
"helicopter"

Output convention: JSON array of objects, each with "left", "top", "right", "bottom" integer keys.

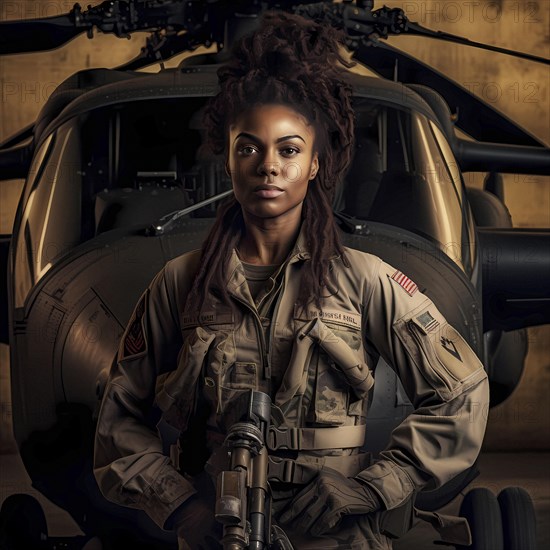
[{"left": 0, "top": 0, "right": 548, "bottom": 548}]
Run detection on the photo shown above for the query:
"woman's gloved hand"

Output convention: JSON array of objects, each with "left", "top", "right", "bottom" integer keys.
[
  {"left": 279, "top": 467, "right": 382, "bottom": 536},
  {"left": 173, "top": 472, "right": 222, "bottom": 550}
]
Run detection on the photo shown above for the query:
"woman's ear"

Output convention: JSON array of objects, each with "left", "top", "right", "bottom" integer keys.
[
  {"left": 309, "top": 154, "right": 319, "bottom": 181},
  {"left": 225, "top": 160, "right": 231, "bottom": 178}
]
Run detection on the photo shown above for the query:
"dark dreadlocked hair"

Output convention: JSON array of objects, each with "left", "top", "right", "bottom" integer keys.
[{"left": 185, "top": 11, "right": 355, "bottom": 315}]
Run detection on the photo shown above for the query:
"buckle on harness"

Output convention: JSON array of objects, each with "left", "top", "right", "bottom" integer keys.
[
  {"left": 268, "top": 457, "right": 297, "bottom": 483},
  {"left": 267, "top": 426, "right": 301, "bottom": 450}
]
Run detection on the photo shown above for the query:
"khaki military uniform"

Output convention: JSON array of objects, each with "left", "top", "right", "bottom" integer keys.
[{"left": 94, "top": 223, "right": 489, "bottom": 548}]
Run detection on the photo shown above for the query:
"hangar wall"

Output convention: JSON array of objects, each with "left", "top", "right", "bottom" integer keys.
[{"left": 0, "top": 0, "right": 548, "bottom": 452}]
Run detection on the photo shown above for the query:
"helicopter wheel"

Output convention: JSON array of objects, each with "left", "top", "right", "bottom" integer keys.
[
  {"left": 0, "top": 493, "right": 48, "bottom": 549},
  {"left": 498, "top": 487, "right": 537, "bottom": 550},
  {"left": 456, "top": 488, "right": 503, "bottom": 550}
]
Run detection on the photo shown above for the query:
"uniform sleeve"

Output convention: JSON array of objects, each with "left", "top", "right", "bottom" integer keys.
[
  {"left": 356, "top": 258, "right": 489, "bottom": 510},
  {"left": 93, "top": 262, "right": 197, "bottom": 529}
]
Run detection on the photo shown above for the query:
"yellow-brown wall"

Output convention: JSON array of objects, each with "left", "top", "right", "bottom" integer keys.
[{"left": 1, "top": 0, "right": 549, "bottom": 451}]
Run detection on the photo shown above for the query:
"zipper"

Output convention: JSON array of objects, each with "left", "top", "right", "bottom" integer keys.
[
  {"left": 267, "top": 277, "right": 286, "bottom": 380},
  {"left": 255, "top": 262, "right": 291, "bottom": 381},
  {"left": 231, "top": 294, "right": 270, "bottom": 380},
  {"left": 233, "top": 255, "right": 298, "bottom": 385}
]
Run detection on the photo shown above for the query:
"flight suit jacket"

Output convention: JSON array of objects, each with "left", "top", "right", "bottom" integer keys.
[{"left": 93, "top": 224, "right": 489, "bottom": 530}]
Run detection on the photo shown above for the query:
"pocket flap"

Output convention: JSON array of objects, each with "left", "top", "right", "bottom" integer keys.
[{"left": 306, "top": 318, "right": 374, "bottom": 398}]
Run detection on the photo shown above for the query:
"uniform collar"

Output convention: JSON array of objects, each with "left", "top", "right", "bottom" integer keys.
[
  {"left": 224, "top": 221, "right": 308, "bottom": 301},
  {"left": 289, "top": 220, "right": 312, "bottom": 263}
]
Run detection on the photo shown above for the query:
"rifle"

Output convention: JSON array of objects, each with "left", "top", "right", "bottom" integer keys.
[{"left": 215, "top": 390, "right": 293, "bottom": 550}]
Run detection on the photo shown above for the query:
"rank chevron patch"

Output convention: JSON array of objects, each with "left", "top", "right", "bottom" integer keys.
[{"left": 122, "top": 299, "right": 146, "bottom": 358}]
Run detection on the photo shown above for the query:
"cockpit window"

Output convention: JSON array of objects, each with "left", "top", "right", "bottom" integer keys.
[
  {"left": 343, "top": 101, "right": 475, "bottom": 274},
  {"left": 13, "top": 96, "right": 475, "bottom": 308},
  {"left": 77, "top": 98, "right": 231, "bottom": 238},
  {"left": 13, "top": 98, "right": 231, "bottom": 307},
  {"left": 14, "top": 125, "right": 82, "bottom": 308},
  {"left": 429, "top": 120, "right": 476, "bottom": 270},
  {"left": 14, "top": 132, "right": 57, "bottom": 308}
]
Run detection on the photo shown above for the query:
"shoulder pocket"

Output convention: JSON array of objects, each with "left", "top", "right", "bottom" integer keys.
[{"left": 394, "top": 306, "right": 485, "bottom": 402}]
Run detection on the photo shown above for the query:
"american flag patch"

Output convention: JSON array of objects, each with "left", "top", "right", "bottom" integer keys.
[
  {"left": 416, "top": 311, "right": 439, "bottom": 333},
  {"left": 122, "top": 299, "right": 146, "bottom": 358},
  {"left": 391, "top": 270, "right": 418, "bottom": 296}
]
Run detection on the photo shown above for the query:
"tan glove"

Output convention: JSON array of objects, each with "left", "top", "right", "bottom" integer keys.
[{"left": 279, "top": 467, "right": 382, "bottom": 536}]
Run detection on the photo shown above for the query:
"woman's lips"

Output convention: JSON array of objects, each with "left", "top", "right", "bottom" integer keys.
[{"left": 254, "top": 189, "right": 284, "bottom": 198}]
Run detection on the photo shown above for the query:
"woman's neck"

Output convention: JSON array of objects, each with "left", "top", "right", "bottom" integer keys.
[{"left": 237, "top": 210, "right": 302, "bottom": 265}]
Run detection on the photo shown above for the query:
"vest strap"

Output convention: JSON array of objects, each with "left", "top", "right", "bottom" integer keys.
[
  {"left": 268, "top": 451, "right": 372, "bottom": 484},
  {"left": 267, "top": 424, "right": 366, "bottom": 451}
]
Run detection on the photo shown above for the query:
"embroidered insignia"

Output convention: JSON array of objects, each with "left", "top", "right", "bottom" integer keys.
[
  {"left": 123, "top": 300, "right": 146, "bottom": 357},
  {"left": 391, "top": 270, "right": 418, "bottom": 296},
  {"left": 416, "top": 311, "right": 439, "bottom": 332},
  {"left": 440, "top": 336, "right": 462, "bottom": 362}
]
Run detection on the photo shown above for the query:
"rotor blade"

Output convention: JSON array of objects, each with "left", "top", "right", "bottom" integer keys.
[
  {"left": 406, "top": 22, "right": 549, "bottom": 65},
  {"left": 0, "top": 15, "right": 82, "bottom": 54},
  {"left": 354, "top": 41, "right": 546, "bottom": 147}
]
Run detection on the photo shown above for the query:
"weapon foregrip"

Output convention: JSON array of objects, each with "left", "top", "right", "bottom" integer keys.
[
  {"left": 216, "top": 390, "right": 284, "bottom": 549},
  {"left": 216, "top": 470, "right": 247, "bottom": 525},
  {"left": 249, "top": 448, "right": 269, "bottom": 549}
]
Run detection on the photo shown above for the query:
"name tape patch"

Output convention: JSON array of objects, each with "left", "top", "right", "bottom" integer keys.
[
  {"left": 294, "top": 305, "right": 361, "bottom": 330},
  {"left": 182, "top": 311, "right": 234, "bottom": 327}
]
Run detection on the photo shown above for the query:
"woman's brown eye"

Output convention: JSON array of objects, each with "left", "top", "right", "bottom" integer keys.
[
  {"left": 281, "top": 147, "right": 299, "bottom": 157},
  {"left": 239, "top": 145, "right": 256, "bottom": 156}
]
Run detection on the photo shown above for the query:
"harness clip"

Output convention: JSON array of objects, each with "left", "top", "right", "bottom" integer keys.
[{"left": 267, "top": 426, "right": 301, "bottom": 450}]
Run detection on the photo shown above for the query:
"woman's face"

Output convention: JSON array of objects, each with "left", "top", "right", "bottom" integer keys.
[{"left": 227, "top": 104, "right": 319, "bottom": 223}]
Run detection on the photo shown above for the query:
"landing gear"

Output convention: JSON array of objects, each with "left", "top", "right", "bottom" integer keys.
[
  {"left": 457, "top": 486, "right": 537, "bottom": 550},
  {"left": 457, "top": 488, "right": 503, "bottom": 550},
  {"left": 498, "top": 487, "right": 537, "bottom": 550},
  {"left": 0, "top": 493, "right": 102, "bottom": 550},
  {"left": 0, "top": 494, "right": 48, "bottom": 549}
]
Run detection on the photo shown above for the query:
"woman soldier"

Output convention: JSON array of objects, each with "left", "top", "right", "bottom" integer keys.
[{"left": 94, "top": 11, "right": 489, "bottom": 550}]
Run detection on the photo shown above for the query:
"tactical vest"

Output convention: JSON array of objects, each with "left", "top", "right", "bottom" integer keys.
[{"left": 158, "top": 246, "right": 375, "bottom": 482}]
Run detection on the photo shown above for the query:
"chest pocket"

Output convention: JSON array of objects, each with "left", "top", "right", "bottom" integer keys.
[
  {"left": 180, "top": 310, "right": 254, "bottom": 421},
  {"left": 156, "top": 326, "right": 216, "bottom": 431},
  {"left": 286, "top": 318, "right": 374, "bottom": 427},
  {"left": 201, "top": 330, "right": 263, "bottom": 425}
]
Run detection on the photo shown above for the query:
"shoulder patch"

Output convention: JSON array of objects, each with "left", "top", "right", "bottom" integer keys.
[
  {"left": 416, "top": 311, "right": 439, "bottom": 333},
  {"left": 390, "top": 270, "right": 418, "bottom": 296},
  {"left": 122, "top": 298, "right": 147, "bottom": 358},
  {"left": 440, "top": 336, "right": 463, "bottom": 362}
]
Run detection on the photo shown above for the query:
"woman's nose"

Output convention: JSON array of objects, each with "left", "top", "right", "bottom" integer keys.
[{"left": 257, "top": 153, "right": 280, "bottom": 178}]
